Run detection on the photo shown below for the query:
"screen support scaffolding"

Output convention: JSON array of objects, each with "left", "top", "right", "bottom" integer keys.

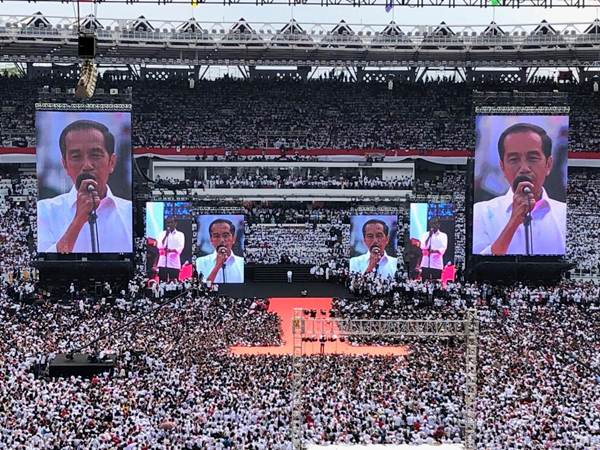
[{"left": 290, "top": 308, "right": 480, "bottom": 450}]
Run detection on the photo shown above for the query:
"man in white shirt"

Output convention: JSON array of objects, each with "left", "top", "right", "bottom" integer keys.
[
  {"left": 473, "top": 123, "right": 566, "bottom": 255},
  {"left": 157, "top": 217, "right": 185, "bottom": 282},
  {"left": 37, "top": 120, "right": 132, "bottom": 253},
  {"left": 349, "top": 219, "right": 397, "bottom": 279},
  {"left": 195, "top": 218, "right": 244, "bottom": 283},
  {"left": 420, "top": 217, "right": 448, "bottom": 280}
]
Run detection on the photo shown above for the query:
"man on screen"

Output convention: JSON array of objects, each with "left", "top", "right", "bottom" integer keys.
[
  {"left": 195, "top": 218, "right": 244, "bottom": 283},
  {"left": 420, "top": 217, "right": 448, "bottom": 280},
  {"left": 37, "top": 120, "right": 132, "bottom": 253},
  {"left": 473, "top": 123, "right": 566, "bottom": 255},
  {"left": 349, "top": 219, "right": 397, "bottom": 278},
  {"left": 157, "top": 218, "right": 185, "bottom": 282}
]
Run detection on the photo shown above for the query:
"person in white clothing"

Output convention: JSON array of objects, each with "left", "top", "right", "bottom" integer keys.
[
  {"left": 420, "top": 217, "right": 448, "bottom": 280},
  {"left": 349, "top": 219, "right": 397, "bottom": 279},
  {"left": 473, "top": 123, "right": 566, "bottom": 256},
  {"left": 37, "top": 120, "right": 132, "bottom": 253},
  {"left": 157, "top": 217, "right": 185, "bottom": 281},
  {"left": 195, "top": 218, "right": 244, "bottom": 283}
]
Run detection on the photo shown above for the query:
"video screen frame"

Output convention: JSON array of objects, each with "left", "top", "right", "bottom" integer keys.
[
  {"left": 472, "top": 115, "right": 568, "bottom": 256},
  {"left": 349, "top": 214, "right": 398, "bottom": 279},
  {"left": 145, "top": 201, "right": 194, "bottom": 282},
  {"left": 408, "top": 202, "right": 456, "bottom": 281},
  {"left": 196, "top": 214, "right": 245, "bottom": 284},
  {"left": 36, "top": 105, "right": 133, "bottom": 254}
]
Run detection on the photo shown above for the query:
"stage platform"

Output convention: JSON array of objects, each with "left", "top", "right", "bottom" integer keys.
[
  {"left": 219, "top": 281, "right": 349, "bottom": 299},
  {"left": 49, "top": 353, "right": 116, "bottom": 378},
  {"left": 230, "top": 297, "right": 408, "bottom": 357}
]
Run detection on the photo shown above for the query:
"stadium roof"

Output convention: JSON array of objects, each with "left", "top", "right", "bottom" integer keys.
[{"left": 1, "top": 13, "right": 600, "bottom": 67}]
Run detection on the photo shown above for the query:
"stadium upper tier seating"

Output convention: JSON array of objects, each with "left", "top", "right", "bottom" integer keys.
[{"left": 1, "top": 75, "right": 598, "bottom": 152}]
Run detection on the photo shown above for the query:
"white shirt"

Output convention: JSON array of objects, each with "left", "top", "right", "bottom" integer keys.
[
  {"left": 473, "top": 188, "right": 566, "bottom": 255},
  {"left": 195, "top": 251, "right": 244, "bottom": 283},
  {"left": 37, "top": 186, "right": 132, "bottom": 253},
  {"left": 157, "top": 229, "right": 185, "bottom": 269},
  {"left": 420, "top": 230, "right": 448, "bottom": 271},
  {"left": 349, "top": 251, "right": 397, "bottom": 279}
]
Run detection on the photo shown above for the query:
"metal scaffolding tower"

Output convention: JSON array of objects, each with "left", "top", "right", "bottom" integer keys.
[{"left": 290, "top": 308, "right": 480, "bottom": 450}]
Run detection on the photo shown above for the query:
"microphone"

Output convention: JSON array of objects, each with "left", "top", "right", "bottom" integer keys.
[
  {"left": 512, "top": 174, "right": 533, "bottom": 194},
  {"left": 217, "top": 246, "right": 228, "bottom": 264},
  {"left": 76, "top": 173, "right": 97, "bottom": 191},
  {"left": 76, "top": 173, "right": 100, "bottom": 253},
  {"left": 512, "top": 176, "right": 534, "bottom": 255}
]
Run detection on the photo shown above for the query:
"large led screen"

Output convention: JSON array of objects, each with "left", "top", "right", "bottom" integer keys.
[
  {"left": 196, "top": 215, "right": 245, "bottom": 283},
  {"left": 36, "top": 108, "right": 133, "bottom": 253},
  {"left": 473, "top": 115, "right": 568, "bottom": 256},
  {"left": 145, "top": 202, "right": 194, "bottom": 282},
  {"left": 349, "top": 215, "right": 398, "bottom": 279},
  {"left": 408, "top": 202, "right": 455, "bottom": 281}
]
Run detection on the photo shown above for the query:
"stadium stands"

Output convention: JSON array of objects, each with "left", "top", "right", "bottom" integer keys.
[
  {"left": 1, "top": 76, "right": 599, "bottom": 152},
  {"left": 1, "top": 74, "right": 599, "bottom": 450}
]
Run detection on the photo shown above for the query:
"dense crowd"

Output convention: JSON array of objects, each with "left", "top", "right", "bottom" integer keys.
[
  {"left": 567, "top": 170, "right": 600, "bottom": 273},
  {"left": 332, "top": 276, "right": 600, "bottom": 449},
  {"left": 202, "top": 174, "right": 413, "bottom": 190},
  {"left": 1, "top": 76, "right": 600, "bottom": 152},
  {"left": 245, "top": 223, "right": 348, "bottom": 265},
  {"left": 1, "top": 271, "right": 599, "bottom": 448},
  {"left": 0, "top": 168, "right": 599, "bottom": 448},
  {"left": 155, "top": 173, "right": 413, "bottom": 191}
]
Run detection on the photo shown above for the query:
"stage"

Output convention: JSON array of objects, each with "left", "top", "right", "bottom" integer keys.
[
  {"left": 219, "top": 281, "right": 349, "bottom": 299},
  {"left": 230, "top": 297, "right": 408, "bottom": 357},
  {"left": 48, "top": 352, "right": 116, "bottom": 377}
]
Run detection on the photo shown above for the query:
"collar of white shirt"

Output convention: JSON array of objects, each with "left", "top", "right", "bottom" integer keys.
[
  {"left": 66, "top": 185, "right": 119, "bottom": 209},
  {"left": 499, "top": 187, "right": 552, "bottom": 217}
]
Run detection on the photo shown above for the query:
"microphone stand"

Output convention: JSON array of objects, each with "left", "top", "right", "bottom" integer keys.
[
  {"left": 523, "top": 196, "right": 533, "bottom": 256},
  {"left": 88, "top": 194, "right": 99, "bottom": 253}
]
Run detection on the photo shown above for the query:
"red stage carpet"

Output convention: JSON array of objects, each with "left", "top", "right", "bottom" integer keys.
[{"left": 229, "top": 298, "right": 408, "bottom": 356}]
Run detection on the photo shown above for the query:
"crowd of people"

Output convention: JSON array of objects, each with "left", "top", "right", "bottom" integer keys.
[
  {"left": 155, "top": 173, "right": 413, "bottom": 191},
  {"left": 0, "top": 166, "right": 598, "bottom": 448},
  {"left": 1, "top": 75, "right": 600, "bottom": 153},
  {"left": 1, "top": 264, "right": 599, "bottom": 448},
  {"left": 245, "top": 223, "right": 348, "bottom": 265},
  {"left": 201, "top": 174, "right": 413, "bottom": 191}
]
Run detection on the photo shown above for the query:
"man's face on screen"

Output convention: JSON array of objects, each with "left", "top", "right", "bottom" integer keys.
[
  {"left": 500, "top": 131, "right": 552, "bottom": 196},
  {"left": 62, "top": 128, "right": 116, "bottom": 197},
  {"left": 363, "top": 222, "right": 389, "bottom": 254},
  {"left": 210, "top": 222, "right": 235, "bottom": 252}
]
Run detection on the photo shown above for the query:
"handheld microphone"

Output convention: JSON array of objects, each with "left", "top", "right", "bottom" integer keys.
[
  {"left": 512, "top": 174, "right": 533, "bottom": 194},
  {"left": 512, "top": 176, "right": 534, "bottom": 255},
  {"left": 76, "top": 173, "right": 97, "bottom": 191},
  {"left": 217, "top": 245, "right": 228, "bottom": 264},
  {"left": 76, "top": 173, "right": 100, "bottom": 253}
]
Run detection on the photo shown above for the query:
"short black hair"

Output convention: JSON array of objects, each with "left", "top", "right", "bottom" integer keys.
[
  {"left": 497, "top": 123, "right": 552, "bottom": 161},
  {"left": 209, "top": 218, "right": 235, "bottom": 237},
  {"left": 428, "top": 217, "right": 441, "bottom": 228},
  {"left": 362, "top": 219, "right": 389, "bottom": 237},
  {"left": 59, "top": 120, "right": 115, "bottom": 159}
]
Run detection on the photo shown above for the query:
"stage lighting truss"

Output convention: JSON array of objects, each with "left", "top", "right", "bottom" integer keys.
[
  {"left": 35, "top": 102, "right": 132, "bottom": 112},
  {"left": 290, "top": 308, "right": 479, "bottom": 450},
  {"left": 475, "top": 106, "right": 571, "bottom": 114}
]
